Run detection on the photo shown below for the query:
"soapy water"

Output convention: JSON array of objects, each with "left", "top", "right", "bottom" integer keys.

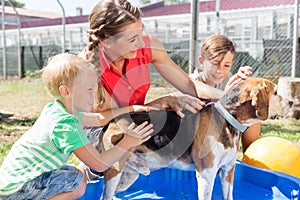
[{"left": 79, "top": 161, "right": 300, "bottom": 200}]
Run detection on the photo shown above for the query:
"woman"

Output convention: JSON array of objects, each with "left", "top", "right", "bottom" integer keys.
[
  {"left": 190, "top": 34, "right": 260, "bottom": 152},
  {"left": 80, "top": 0, "right": 224, "bottom": 118}
]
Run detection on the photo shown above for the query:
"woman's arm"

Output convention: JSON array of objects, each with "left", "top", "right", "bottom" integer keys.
[
  {"left": 80, "top": 108, "right": 131, "bottom": 127},
  {"left": 81, "top": 88, "right": 157, "bottom": 127},
  {"left": 81, "top": 105, "right": 157, "bottom": 127},
  {"left": 149, "top": 34, "right": 224, "bottom": 101}
]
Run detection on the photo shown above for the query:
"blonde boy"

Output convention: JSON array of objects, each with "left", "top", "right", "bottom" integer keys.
[{"left": 0, "top": 53, "right": 153, "bottom": 200}]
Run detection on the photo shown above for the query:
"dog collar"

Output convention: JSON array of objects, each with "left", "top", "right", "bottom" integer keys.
[{"left": 214, "top": 101, "right": 248, "bottom": 133}]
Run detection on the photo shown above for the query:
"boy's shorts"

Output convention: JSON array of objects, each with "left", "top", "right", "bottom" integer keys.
[{"left": 0, "top": 164, "right": 84, "bottom": 200}]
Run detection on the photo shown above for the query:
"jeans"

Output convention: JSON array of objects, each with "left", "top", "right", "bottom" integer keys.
[{"left": 0, "top": 164, "right": 84, "bottom": 200}]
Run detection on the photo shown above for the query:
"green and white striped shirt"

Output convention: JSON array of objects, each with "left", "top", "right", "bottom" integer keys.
[{"left": 0, "top": 101, "right": 90, "bottom": 196}]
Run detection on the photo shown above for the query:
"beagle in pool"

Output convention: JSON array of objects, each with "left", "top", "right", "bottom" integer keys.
[{"left": 94, "top": 77, "right": 293, "bottom": 200}]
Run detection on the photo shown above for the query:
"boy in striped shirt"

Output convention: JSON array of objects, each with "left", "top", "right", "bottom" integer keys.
[{"left": 0, "top": 53, "right": 153, "bottom": 200}]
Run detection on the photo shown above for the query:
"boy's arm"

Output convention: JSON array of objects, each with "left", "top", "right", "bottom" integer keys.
[
  {"left": 191, "top": 79, "right": 225, "bottom": 101},
  {"left": 74, "top": 143, "right": 129, "bottom": 172},
  {"left": 74, "top": 122, "right": 153, "bottom": 172}
]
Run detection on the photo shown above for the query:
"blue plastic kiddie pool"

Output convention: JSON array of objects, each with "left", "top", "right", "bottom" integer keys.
[{"left": 78, "top": 160, "right": 300, "bottom": 200}]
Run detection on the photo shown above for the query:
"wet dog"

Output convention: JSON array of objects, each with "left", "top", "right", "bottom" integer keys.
[{"left": 95, "top": 77, "right": 293, "bottom": 200}]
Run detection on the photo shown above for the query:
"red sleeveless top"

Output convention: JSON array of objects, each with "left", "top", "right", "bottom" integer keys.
[{"left": 99, "top": 35, "right": 152, "bottom": 106}]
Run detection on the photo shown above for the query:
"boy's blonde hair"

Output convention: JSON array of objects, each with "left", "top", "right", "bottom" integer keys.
[
  {"left": 201, "top": 34, "right": 235, "bottom": 62},
  {"left": 41, "top": 53, "right": 95, "bottom": 99}
]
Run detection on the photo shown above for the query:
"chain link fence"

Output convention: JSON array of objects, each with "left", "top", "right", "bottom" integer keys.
[
  {"left": 141, "top": 0, "right": 300, "bottom": 83},
  {"left": 1, "top": 0, "right": 300, "bottom": 83}
]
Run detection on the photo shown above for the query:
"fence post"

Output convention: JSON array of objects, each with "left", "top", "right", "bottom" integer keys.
[
  {"left": 189, "top": 0, "right": 199, "bottom": 75},
  {"left": 1, "top": 1, "right": 7, "bottom": 79},
  {"left": 292, "top": 0, "right": 299, "bottom": 78},
  {"left": 39, "top": 46, "right": 43, "bottom": 69},
  {"left": 216, "top": 0, "right": 220, "bottom": 34},
  {"left": 56, "top": 0, "right": 66, "bottom": 53},
  {"left": 21, "top": 46, "right": 24, "bottom": 77},
  {"left": 7, "top": 0, "right": 22, "bottom": 78}
]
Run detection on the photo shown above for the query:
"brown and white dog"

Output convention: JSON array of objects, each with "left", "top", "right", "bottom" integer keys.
[{"left": 94, "top": 77, "right": 293, "bottom": 200}]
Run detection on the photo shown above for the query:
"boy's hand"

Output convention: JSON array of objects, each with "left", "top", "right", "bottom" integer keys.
[
  {"left": 225, "top": 66, "right": 252, "bottom": 92},
  {"left": 118, "top": 121, "right": 153, "bottom": 150}
]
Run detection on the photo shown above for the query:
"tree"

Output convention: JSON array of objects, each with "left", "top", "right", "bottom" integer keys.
[{"left": 0, "top": 0, "right": 25, "bottom": 8}]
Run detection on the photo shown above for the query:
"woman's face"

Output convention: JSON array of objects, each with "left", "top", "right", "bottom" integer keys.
[
  {"left": 200, "top": 51, "right": 234, "bottom": 86},
  {"left": 101, "top": 20, "right": 144, "bottom": 61}
]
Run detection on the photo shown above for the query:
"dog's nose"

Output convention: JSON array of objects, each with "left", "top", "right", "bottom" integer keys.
[{"left": 289, "top": 100, "right": 294, "bottom": 107}]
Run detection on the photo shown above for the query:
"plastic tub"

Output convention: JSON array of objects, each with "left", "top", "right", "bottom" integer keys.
[{"left": 79, "top": 160, "right": 300, "bottom": 200}]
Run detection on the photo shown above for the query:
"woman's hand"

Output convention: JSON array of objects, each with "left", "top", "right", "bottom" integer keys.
[
  {"left": 130, "top": 105, "right": 159, "bottom": 113},
  {"left": 170, "top": 94, "right": 205, "bottom": 118},
  {"left": 117, "top": 121, "right": 154, "bottom": 150},
  {"left": 225, "top": 66, "right": 252, "bottom": 92},
  {"left": 148, "top": 94, "right": 205, "bottom": 118}
]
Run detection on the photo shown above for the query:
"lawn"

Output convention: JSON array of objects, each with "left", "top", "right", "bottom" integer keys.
[{"left": 0, "top": 77, "right": 300, "bottom": 165}]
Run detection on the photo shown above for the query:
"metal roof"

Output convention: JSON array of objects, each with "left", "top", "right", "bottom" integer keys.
[
  {"left": 2, "top": 0, "right": 296, "bottom": 30},
  {"left": 141, "top": 0, "right": 295, "bottom": 17},
  {"left": 0, "top": 5, "right": 62, "bottom": 19}
]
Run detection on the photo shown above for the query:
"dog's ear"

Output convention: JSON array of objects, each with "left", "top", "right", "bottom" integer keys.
[{"left": 250, "top": 81, "right": 270, "bottom": 120}]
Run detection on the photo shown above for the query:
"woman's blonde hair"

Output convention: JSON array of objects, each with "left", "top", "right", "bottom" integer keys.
[{"left": 41, "top": 53, "right": 95, "bottom": 99}]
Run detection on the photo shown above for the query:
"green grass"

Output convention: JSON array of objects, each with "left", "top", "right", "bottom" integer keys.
[
  {"left": 0, "top": 78, "right": 300, "bottom": 165},
  {"left": 261, "top": 119, "right": 300, "bottom": 142},
  {"left": 0, "top": 78, "right": 53, "bottom": 118},
  {"left": 0, "top": 77, "right": 53, "bottom": 164},
  {"left": 0, "top": 143, "right": 13, "bottom": 164}
]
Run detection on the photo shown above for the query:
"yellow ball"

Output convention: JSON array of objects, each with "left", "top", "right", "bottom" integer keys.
[{"left": 242, "top": 136, "right": 300, "bottom": 178}]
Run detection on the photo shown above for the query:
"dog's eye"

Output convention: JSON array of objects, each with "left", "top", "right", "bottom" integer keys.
[{"left": 274, "top": 90, "right": 277, "bottom": 95}]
